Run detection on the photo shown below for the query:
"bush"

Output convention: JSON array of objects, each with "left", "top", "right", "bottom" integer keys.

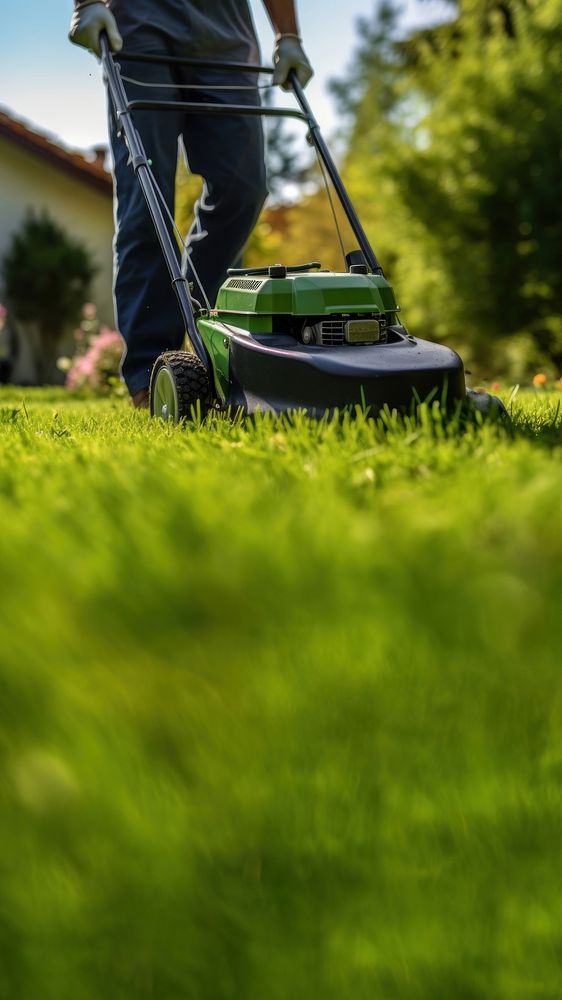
[
  {"left": 59, "top": 303, "right": 124, "bottom": 396},
  {"left": 1, "top": 212, "right": 96, "bottom": 382}
]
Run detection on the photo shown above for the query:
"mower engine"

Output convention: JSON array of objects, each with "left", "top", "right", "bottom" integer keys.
[{"left": 302, "top": 313, "right": 389, "bottom": 347}]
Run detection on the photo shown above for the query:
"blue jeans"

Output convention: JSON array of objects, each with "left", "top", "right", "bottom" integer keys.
[{"left": 108, "top": 32, "right": 267, "bottom": 394}]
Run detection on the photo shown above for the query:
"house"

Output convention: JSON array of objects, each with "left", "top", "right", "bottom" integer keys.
[{"left": 0, "top": 106, "right": 114, "bottom": 384}]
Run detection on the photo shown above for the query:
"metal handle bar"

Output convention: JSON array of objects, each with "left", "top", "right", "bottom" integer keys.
[
  {"left": 116, "top": 52, "right": 274, "bottom": 73},
  {"left": 127, "top": 100, "right": 309, "bottom": 124}
]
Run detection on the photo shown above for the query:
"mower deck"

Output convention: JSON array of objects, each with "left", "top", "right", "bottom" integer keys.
[{"left": 210, "top": 324, "right": 465, "bottom": 415}]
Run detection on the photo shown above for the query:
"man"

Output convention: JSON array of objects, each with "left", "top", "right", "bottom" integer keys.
[{"left": 69, "top": 1, "right": 313, "bottom": 407}]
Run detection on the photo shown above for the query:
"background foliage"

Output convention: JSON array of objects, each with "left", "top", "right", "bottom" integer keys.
[{"left": 332, "top": 0, "right": 562, "bottom": 380}]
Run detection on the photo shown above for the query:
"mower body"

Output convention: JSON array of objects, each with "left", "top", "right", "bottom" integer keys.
[{"left": 196, "top": 271, "right": 465, "bottom": 414}]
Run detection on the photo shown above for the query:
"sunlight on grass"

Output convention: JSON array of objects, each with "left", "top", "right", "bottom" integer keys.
[{"left": 0, "top": 388, "right": 561, "bottom": 998}]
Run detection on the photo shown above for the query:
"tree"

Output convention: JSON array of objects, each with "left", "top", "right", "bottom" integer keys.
[
  {"left": 2, "top": 212, "right": 96, "bottom": 383},
  {"left": 331, "top": 0, "right": 562, "bottom": 378}
]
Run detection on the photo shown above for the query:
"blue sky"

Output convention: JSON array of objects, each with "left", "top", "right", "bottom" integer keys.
[{"left": 0, "top": 0, "right": 452, "bottom": 150}]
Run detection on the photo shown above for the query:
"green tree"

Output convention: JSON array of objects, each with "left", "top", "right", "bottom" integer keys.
[
  {"left": 333, "top": 0, "right": 562, "bottom": 378},
  {"left": 2, "top": 212, "right": 96, "bottom": 383}
]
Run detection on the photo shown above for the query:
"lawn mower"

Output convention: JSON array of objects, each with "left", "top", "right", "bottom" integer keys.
[{"left": 101, "top": 36, "right": 501, "bottom": 421}]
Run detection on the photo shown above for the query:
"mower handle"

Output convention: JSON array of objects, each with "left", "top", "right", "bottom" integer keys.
[{"left": 114, "top": 50, "right": 274, "bottom": 74}]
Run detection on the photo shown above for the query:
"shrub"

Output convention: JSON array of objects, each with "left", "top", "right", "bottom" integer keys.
[
  {"left": 2, "top": 212, "right": 96, "bottom": 383},
  {"left": 59, "top": 303, "right": 124, "bottom": 395},
  {"left": 66, "top": 328, "right": 124, "bottom": 395}
]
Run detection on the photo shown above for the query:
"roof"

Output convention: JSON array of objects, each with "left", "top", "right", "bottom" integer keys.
[{"left": 0, "top": 106, "right": 112, "bottom": 196}]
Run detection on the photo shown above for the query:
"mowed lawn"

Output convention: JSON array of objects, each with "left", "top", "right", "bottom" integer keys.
[{"left": 1, "top": 387, "right": 561, "bottom": 999}]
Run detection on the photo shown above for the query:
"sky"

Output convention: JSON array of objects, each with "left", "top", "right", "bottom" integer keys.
[{"left": 0, "top": 0, "right": 452, "bottom": 152}]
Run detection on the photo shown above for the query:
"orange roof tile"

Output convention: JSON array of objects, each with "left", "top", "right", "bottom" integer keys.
[{"left": 0, "top": 106, "right": 112, "bottom": 196}]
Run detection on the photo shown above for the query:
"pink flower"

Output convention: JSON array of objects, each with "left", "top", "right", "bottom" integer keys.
[
  {"left": 66, "top": 327, "right": 124, "bottom": 394},
  {"left": 82, "top": 303, "right": 97, "bottom": 320}
]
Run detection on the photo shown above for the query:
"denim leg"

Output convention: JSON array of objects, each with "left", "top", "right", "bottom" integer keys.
[
  {"left": 109, "top": 55, "right": 184, "bottom": 394},
  {"left": 180, "top": 72, "right": 268, "bottom": 306}
]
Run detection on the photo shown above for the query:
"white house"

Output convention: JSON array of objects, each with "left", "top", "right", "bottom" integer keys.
[{"left": 0, "top": 106, "right": 114, "bottom": 384}]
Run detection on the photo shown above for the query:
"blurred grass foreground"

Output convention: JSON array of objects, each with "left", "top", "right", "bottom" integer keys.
[{"left": 1, "top": 388, "right": 562, "bottom": 998}]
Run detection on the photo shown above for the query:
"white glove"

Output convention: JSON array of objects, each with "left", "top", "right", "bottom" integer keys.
[
  {"left": 69, "top": 1, "right": 123, "bottom": 57},
  {"left": 272, "top": 35, "right": 313, "bottom": 91}
]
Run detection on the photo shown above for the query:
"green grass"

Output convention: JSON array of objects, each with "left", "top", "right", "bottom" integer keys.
[{"left": 0, "top": 387, "right": 561, "bottom": 999}]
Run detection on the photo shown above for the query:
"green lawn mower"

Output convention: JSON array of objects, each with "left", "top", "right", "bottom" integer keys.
[{"left": 102, "top": 37, "right": 501, "bottom": 421}]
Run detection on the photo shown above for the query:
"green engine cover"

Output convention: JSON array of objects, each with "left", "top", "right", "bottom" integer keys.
[
  {"left": 197, "top": 271, "right": 401, "bottom": 401},
  {"left": 213, "top": 271, "right": 398, "bottom": 333}
]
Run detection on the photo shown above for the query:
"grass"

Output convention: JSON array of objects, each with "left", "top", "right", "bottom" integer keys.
[{"left": 0, "top": 387, "right": 561, "bottom": 999}]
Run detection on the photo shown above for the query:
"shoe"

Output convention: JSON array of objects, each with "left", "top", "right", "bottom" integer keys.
[{"left": 131, "top": 387, "right": 149, "bottom": 409}]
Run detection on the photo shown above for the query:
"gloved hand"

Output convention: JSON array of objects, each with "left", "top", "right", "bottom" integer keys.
[
  {"left": 69, "top": 1, "right": 123, "bottom": 57},
  {"left": 272, "top": 35, "right": 313, "bottom": 91}
]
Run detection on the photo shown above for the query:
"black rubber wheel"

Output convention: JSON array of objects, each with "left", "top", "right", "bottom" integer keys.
[
  {"left": 149, "top": 351, "right": 211, "bottom": 422},
  {"left": 465, "top": 389, "right": 508, "bottom": 420}
]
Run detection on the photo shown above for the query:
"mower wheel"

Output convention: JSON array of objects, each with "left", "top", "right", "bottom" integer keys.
[
  {"left": 466, "top": 389, "right": 508, "bottom": 419},
  {"left": 150, "top": 351, "right": 211, "bottom": 422}
]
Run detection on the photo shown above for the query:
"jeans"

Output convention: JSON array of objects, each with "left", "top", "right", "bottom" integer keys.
[{"left": 108, "top": 31, "right": 267, "bottom": 394}]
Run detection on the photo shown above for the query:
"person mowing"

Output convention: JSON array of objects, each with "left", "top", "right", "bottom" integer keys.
[{"left": 69, "top": 0, "right": 313, "bottom": 408}]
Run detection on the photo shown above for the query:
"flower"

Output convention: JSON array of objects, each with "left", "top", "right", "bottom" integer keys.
[
  {"left": 491, "top": 381, "right": 501, "bottom": 392},
  {"left": 532, "top": 373, "right": 547, "bottom": 387},
  {"left": 65, "top": 327, "right": 124, "bottom": 395},
  {"left": 82, "top": 303, "right": 97, "bottom": 320}
]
